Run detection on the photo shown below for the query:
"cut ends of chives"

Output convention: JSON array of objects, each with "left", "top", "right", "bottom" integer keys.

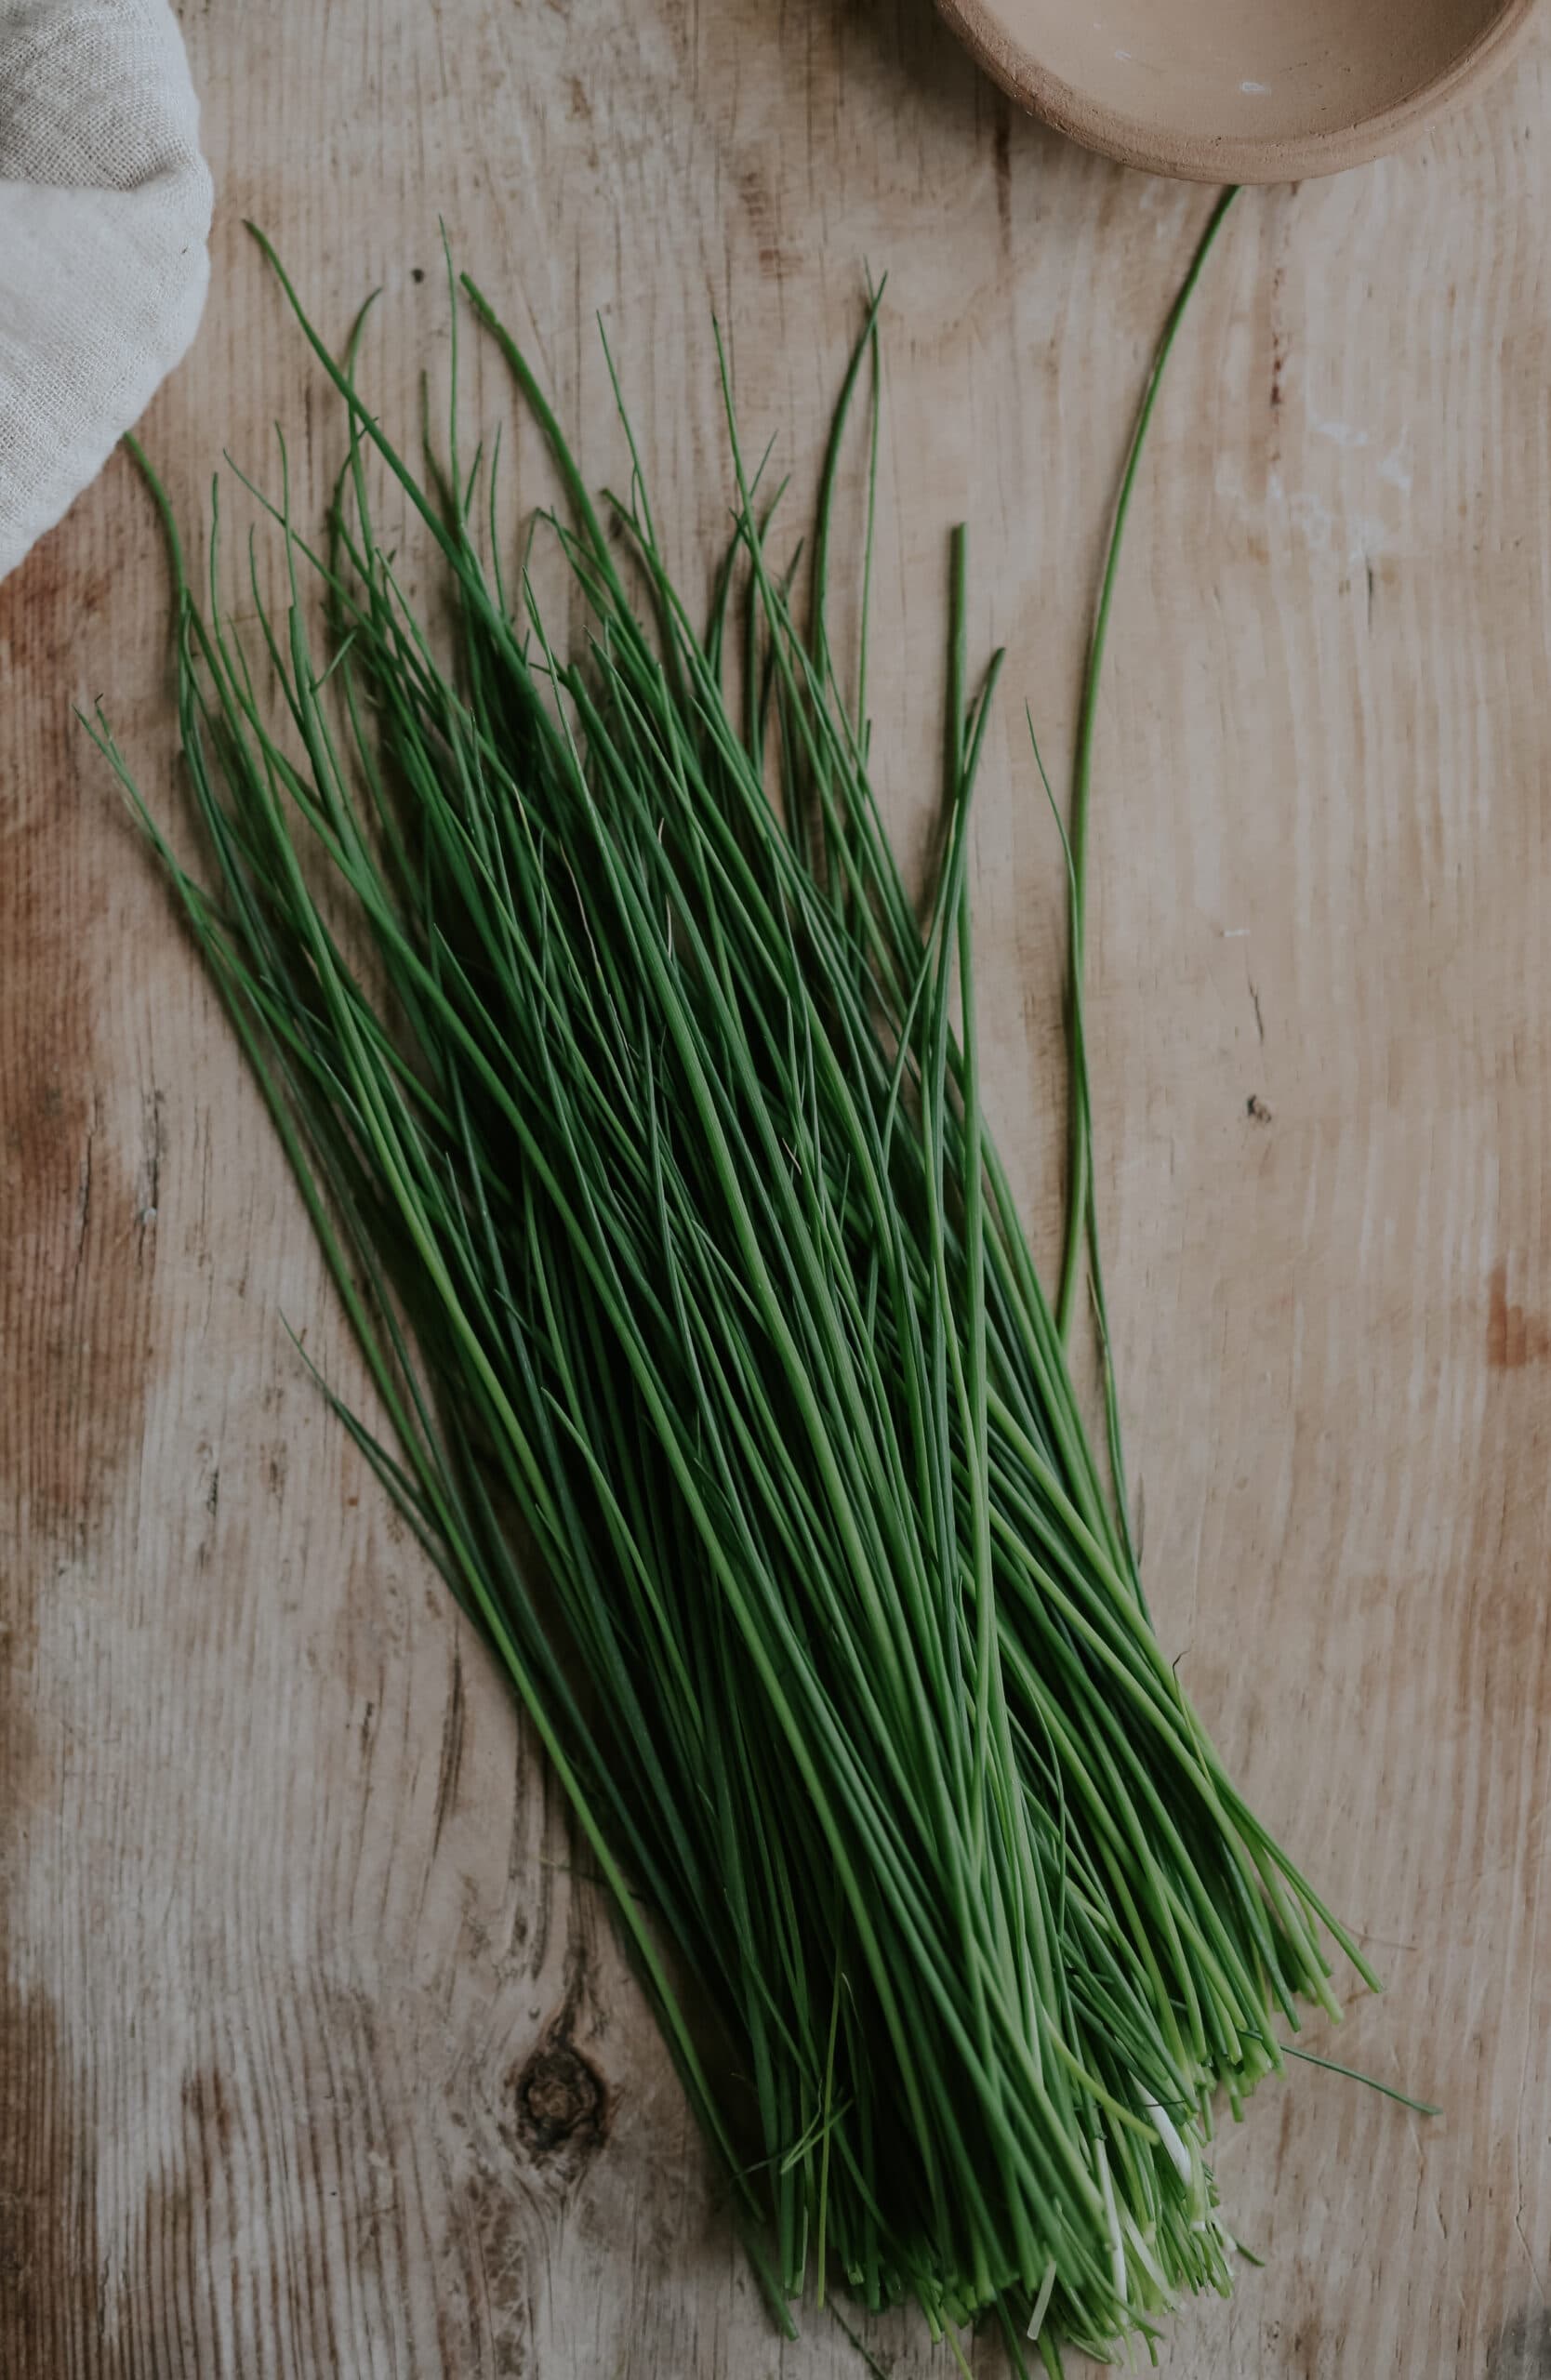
[{"left": 93, "top": 205, "right": 1385, "bottom": 2373}]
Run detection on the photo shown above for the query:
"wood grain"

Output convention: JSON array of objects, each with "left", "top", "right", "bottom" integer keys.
[{"left": 5, "top": 4, "right": 1551, "bottom": 2373}]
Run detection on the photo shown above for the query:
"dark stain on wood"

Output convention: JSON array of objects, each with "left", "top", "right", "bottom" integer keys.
[
  {"left": 0, "top": 1981, "right": 104, "bottom": 2373},
  {"left": 1268, "top": 251, "right": 1289, "bottom": 469},
  {"left": 0, "top": 527, "right": 113, "bottom": 674},
  {"left": 0, "top": 523, "right": 159, "bottom": 1545},
  {"left": 1488, "top": 2305, "right": 1551, "bottom": 2378},
  {"left": 432, "top": 1640, "right": 468, "bottom": 1852},
  {"left": 1487, "top": 1262, "right": 1551, "bottom": 1370},
  {"left": 991, "top": 91, "right": 1012, "bottom": 255},
  {"left": 0, "top": 517, "right": 166, "bottom": 2376},
  {"left": 736, "top": 164, "right": 789, "bottom": 283},
  {"left": 181, "top": 2065, "right": 235, "bottom": 2154},
  {"left": 0, "top": 1992, "right": 204, "bottom": 2373}
]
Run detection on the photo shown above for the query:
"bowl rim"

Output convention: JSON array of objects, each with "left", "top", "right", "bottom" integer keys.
[{"left": 935, "top": 0, "right": 1541, "bottom": 182}]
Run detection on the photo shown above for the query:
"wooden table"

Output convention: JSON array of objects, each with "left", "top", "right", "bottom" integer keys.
[{"left": 5, "top": 5, "right": 1551, "bottom": 2373}]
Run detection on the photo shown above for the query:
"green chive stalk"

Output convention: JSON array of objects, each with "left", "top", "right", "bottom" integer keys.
[{"left": 94, "top": 194, "right": 1378, "bottom": 2370}]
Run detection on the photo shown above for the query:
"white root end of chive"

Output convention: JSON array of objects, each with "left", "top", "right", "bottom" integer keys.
[
  {"left": 1119, "top": 2208, "right": 1171, "bottom": 2303},
  {"left": 1095, "top": 2139, "right": 1128, "bottom": 2313},
  {"left": 1027, "top": 2260, "right": 1057, "bottom": 2340},
  {"left": 1140, "top": 2093, "right": 1194, "bottom": 2188}
]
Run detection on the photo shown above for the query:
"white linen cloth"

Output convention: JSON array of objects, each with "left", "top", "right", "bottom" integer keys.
[{"left": 0, "top": 0, "right": 211, "bottom": 581}]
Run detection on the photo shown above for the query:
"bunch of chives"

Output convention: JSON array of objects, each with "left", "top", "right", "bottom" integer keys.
[{"left": 95, "top": 195, "right": 1378, "bottom": 2370}]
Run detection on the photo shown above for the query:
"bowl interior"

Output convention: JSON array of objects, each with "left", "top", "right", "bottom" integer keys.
[{"left": 969, "top": 0, "right": 1519, "bottom": 158}]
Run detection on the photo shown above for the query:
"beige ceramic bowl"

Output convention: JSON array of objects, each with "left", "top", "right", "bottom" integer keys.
[{"left": 935, "top": 0, "right": 1541, "bottom": 181}]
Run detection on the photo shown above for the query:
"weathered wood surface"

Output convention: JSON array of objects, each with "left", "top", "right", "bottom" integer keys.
[{"left": 5, "top": 4, "right": 1551, "bottom": 2372}]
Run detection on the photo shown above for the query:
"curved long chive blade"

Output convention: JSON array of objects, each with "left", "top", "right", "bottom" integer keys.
[
  {"left": 99, "top": 209, "right": 1386, "bottom": 2369},
  {"left": 1056, "top": 184, "right": 1239, "bottom": 1357},
  {"left": 1279, "top": 2044, "right": 1440, "bottom": 2118}
]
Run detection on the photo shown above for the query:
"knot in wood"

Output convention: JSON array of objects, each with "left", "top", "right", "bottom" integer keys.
[{"left": 515, "top": 2037, "right": 604, "bottom": 2159}]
